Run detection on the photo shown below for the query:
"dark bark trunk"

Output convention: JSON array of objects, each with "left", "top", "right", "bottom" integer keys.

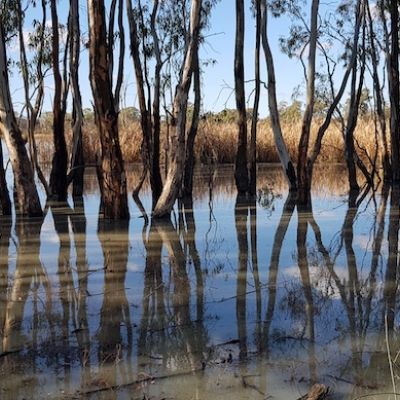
[
  {"left": 183, "top": 50, "right": 201, "bottom": 197},
  {"left": 234, "top": 0, "right": 249, "bottom": 194},
  {"left": 0, "top": 141, "right": 11, "bottom": 215},
  {"left": 388, "top": 0, "right": 400, "bottom": 183},
  {"left": 88, "top": 0, "right": 129, "bottom": 220},
  {"left": 126, "top": 0, "right": 162, "bottom": 207},
  {"left": 69, "top": 0, "right": 84, "bottom": 198},
  {"left": 297, "top": 0, "right": 320, "bottom": 204},
  {"left": 49, "top": 0, "right": 68, "bottom": 201}
]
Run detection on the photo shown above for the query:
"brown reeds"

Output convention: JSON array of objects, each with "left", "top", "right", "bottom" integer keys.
[{"left": 32, "top": 115, "right": 380, "bottom": 166}]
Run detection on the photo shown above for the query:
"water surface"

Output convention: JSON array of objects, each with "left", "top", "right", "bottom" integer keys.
[{"left": 0, "top": 164, "right": 398, "bottom": 399}]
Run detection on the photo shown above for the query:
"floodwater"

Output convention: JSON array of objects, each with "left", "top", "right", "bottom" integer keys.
[{"left": 0, "top": 164, "right": 399, "bottom": 399}]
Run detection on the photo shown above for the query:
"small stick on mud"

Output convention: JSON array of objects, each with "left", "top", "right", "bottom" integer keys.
[{"left": 297, "top": 384, "right": 330, "bottom": 400}]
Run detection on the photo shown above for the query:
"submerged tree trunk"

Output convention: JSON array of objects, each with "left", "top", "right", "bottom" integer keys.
[
  {"left": 88, "top": 0, "right": 129, "bottom": 220},
  {"left": 234, "top": 0, "right": 249, "bottom": 194},
  {"left": 260, "top": 0, "right": 296, "bottom": 190},
  {"left": 69, "top": 0, "right": 84, "bottom": 198},
  {"left": 0, "top": 24, "right": 42, "bottom": 217},
  {"left": 49, "top": 0, "right": 68, "bottom": 201},
  {"left": 249, "top": 0, "right": 261, "bottom": 196},
  {"left": 183, "top": 50, "right": 201, "bottom": 197},
  {"left": 153, "top": 0, "right": 202, "bottom": 218}
]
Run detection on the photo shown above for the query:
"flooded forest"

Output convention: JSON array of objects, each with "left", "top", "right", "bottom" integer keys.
[{"left": 1, "top": 0, "right": 400, "bottom": 399}]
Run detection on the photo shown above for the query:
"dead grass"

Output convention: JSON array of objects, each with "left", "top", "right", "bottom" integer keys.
[{"left": 33, "top": 116, "right": 381, "bottom": 165}]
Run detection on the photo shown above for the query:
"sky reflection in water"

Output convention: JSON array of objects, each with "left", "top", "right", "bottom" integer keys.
[{"left": 0, "top": 165, "right": 398, "bottom": 399}]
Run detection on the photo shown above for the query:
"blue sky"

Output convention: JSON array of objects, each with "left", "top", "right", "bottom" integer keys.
[{"left": 6, "top": 0, "right": 320, "bottom": 118}]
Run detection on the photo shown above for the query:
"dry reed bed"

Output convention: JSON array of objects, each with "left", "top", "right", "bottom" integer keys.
[{"left": 34, "top": 117, "right": 380, "bottom": 165}]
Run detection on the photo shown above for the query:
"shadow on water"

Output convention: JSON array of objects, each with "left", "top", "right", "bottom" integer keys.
[{"left": 1, "top": 166, "right": 400, "bottom": 398}]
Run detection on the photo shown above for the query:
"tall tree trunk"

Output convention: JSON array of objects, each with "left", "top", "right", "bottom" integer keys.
[
  {"left": 388, "top": 0, "right": 400, "bottom": 184},
  {"left": 0, "top": 140, "right": 11, "bottom": 215},
  {"left": 0, "top": 24, "right": 42, "bottom": 217},
  {"left": 366, "top": 0, "right": 391, "bottom": 181},
  {"left": 260, "top": 0, "right": 297, "bottom": 190},
  {"left": 234, "top": 0, "right": 249, "bottom": 194},
  {"left": 69, "top": 0, "right": 84, "bottom": 198},
  {"left": 126, "top": 0, "right": 163, "bottom": 207},
  {"left": 149, "top": 0, "right": 163, "bottom": 204},
  {"left": 297, "top": 0, "right": 319, "bottom": 204},
  {"left": 17, "top": 0, "right": 49, "bottom": 197},
  {"left": 88, "top": 0, "right": 129, "bottom": 220},
  {"left": 183, "top": 49, "right": 201, "bottom": 197},
  {"left": 249, "top": 0, "right": 261, "bottom": 196},
  {"left": 49, "top": 0, "right": 68, "bottom": 201},
  {"left": 153, "top": 0, "right": 202, "bottom": 218}
]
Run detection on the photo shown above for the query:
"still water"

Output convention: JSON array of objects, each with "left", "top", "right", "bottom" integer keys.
[{"left": 0, "top": 164, "right": 399, "bottom": 399}]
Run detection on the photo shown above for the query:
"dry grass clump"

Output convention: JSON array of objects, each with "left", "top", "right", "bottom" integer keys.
[{"left": 33, "top": 115, "right": 381, "bottom": 165}]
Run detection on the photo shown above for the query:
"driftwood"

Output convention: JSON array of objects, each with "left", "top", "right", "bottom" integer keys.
[{"left": 297, "top": 384, "right": 330, "bottom": 400}]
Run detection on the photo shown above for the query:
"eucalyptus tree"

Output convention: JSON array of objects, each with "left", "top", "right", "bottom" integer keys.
[
  {"left": 260, "top": 0, "right": 296, "bottom": 191},
  {"left": 87, "top": 0, "right": 129, "bottom": 219},
  {"left": 68, "top": 0, "right": 84, "bottom": 197},
  {"left": 0, "top": 4, "right": 42, "bottom": 216},
  {"left": 385, "top": 0, "right": 400, "bottom": 184},
  {"left": 234, "top": 0, "right": 249, "bottom": 194},
  {"left": 262, "top": 0, "right": 364, "bottom": 203},
  {"left": 153, "top": 0, "right": 203, "bottom": 217},
  {"left": 126, "top": 0, "right": 163, "bottom": 207},
  {"left": 48, "top": 0, "right": 69, "bottom": 201},
  {"left": 249, "top": 0, "right": 261, "bottom": 196}
]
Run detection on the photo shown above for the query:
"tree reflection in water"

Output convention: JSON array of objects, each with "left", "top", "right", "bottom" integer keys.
[{"left": 1, "top": 168, "right": 400, "bottom": 398}]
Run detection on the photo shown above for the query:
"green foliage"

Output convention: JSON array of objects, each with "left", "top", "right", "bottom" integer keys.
[{"left": 278, "top": 100, "right": 302, "bottom": 121}]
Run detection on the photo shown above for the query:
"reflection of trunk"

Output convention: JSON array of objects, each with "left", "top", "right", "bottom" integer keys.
[
  {"left": 70, "top": 199, "right": 90, "bottom": 370},
  {"left": 155, "top": 219, "right": 206, "bottom": 371},
  {"left": 296, "top": 204, "right": 316, "bottom": 383},
  {"left": 260, "top": 1, "right": 296, "bottom": 190},
  {"left": 384, "top": 187, "right": 399, "bottom": 331},
  {"left": 363, "top": 186, "right": 389, "bottom": 337},
  {"left": 234, "top": 0, "right": 249, "bottom": 194},
  {"left": 3, "top": 218, "right": 44, "bottom": 353},
  {"left": 234, "top": 195, "right": 248, "bottom": 361},
  {"left": 342, "top": 196, "right": 362, "bottom": 373},
  {"left": 49, "top": 0, "right": 68, "bottom": 201},
  {"left": 0, "top": 217, "right": 11, "bottom": 352},
  {"left": 153, "top": 0, "right": 202, "bottom": 217},
  {"left": 0, "top": 141, "right": 10, "bottom": 215},
  {"left": 249, "top": 199, "right": 261, "bottom": 347},
  {"left": 88, "top": 0, "right": 129, "bottom": 220},
  {"left": 263, "top": 193, "right": 296, "bottom": 354},
  {"left": 183, "top": 197, "right": 204, "bottom": 321},
  {"left": 98, "top": 220, "right": 131, "bottom": 363},
  {"left": 139, "top": 223, "right": 165, "bottom": 357},
  {"left": 0, "top": 25, "right": 41, "bottom": 216},
  {"left": 52, "top": 204, "right": 75, "bottom": 372}
]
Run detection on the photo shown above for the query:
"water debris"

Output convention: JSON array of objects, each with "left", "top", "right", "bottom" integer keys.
[{"left": 297, "top": 384, "right": 330, "bottom": 400}]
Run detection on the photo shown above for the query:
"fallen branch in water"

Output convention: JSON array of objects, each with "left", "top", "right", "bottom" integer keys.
[
  {"left": 72, "top": 368, "right": 204, "bottom": 397},
  {"left": 242, "top": 375, "right": 271, "bottom": 398}
]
